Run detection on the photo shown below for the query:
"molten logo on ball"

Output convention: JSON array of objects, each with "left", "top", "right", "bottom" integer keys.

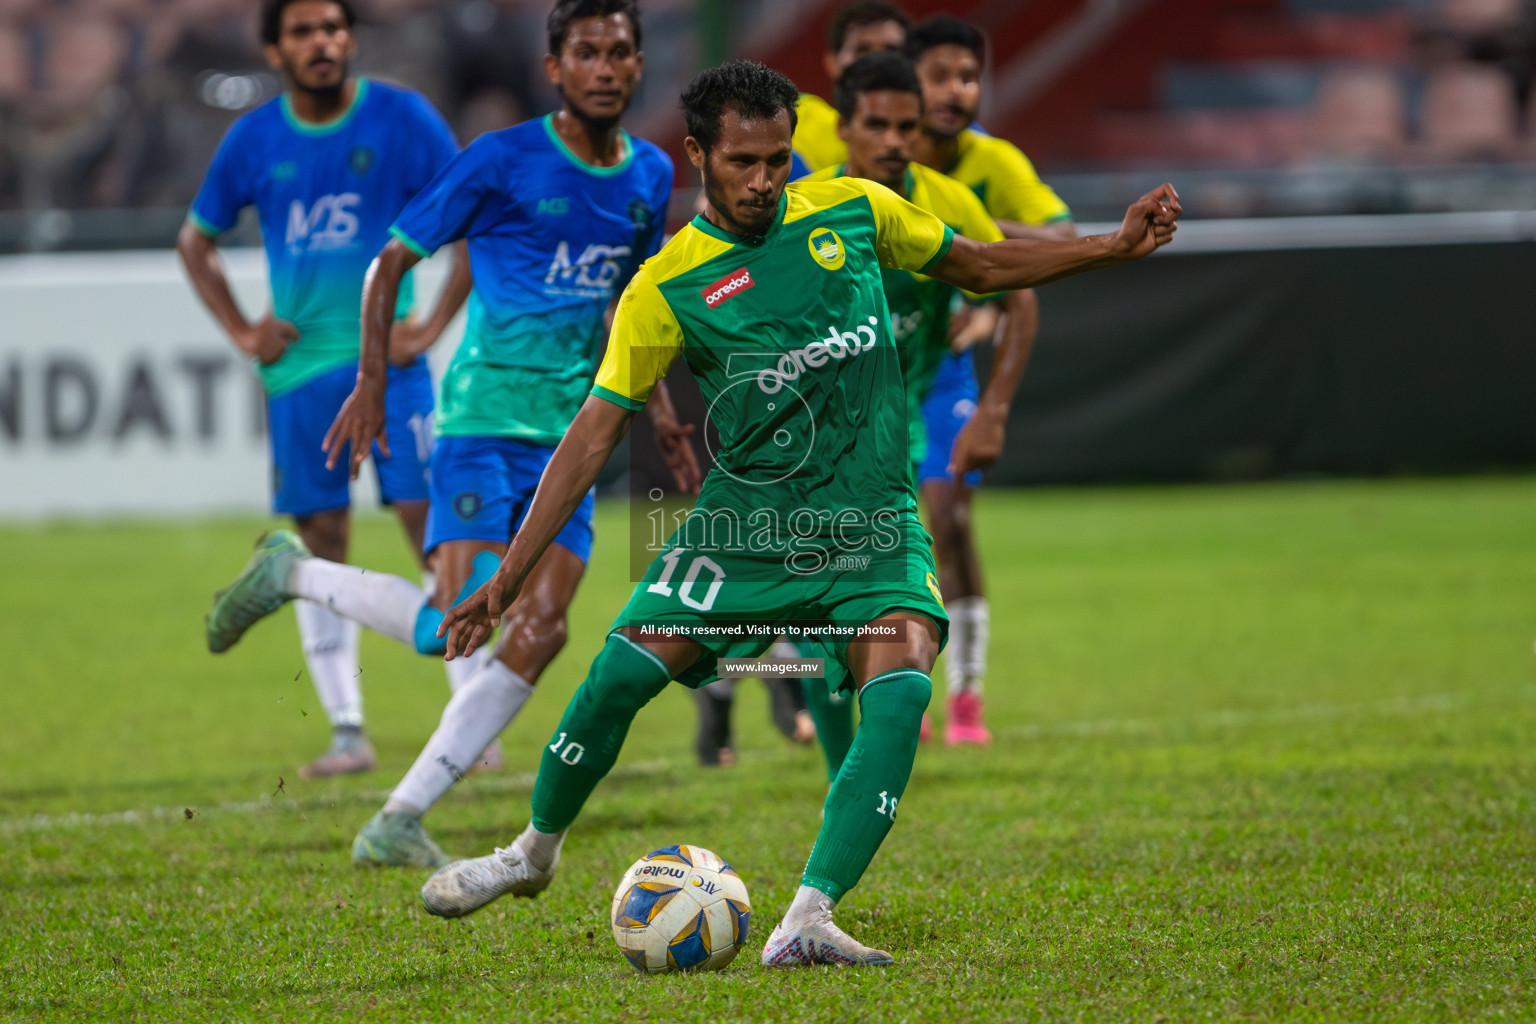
[{"left": 611, "top": 844, "right": 751, "bottom": 973}]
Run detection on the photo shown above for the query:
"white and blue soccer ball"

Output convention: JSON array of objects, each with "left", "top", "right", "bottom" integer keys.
[{"left": 610, "top": 844, "right": 751, "bottom": 974}]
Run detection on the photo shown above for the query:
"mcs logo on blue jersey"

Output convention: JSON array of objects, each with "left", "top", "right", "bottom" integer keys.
[
  {"left": 286, "top": 193, "right": 362, "bottom": 255},
  {"left": 543, "top": 241, "right": 632, "bottom": 297}
]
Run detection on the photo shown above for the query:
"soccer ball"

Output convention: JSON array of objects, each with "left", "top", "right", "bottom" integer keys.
[{"left": 610, "top": 844, "right": 751, "bottom": 973}]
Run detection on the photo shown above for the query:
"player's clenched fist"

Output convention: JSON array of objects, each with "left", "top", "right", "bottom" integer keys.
[{"left": 1109, "top": 183, "right": 1181, "bottom": 260}]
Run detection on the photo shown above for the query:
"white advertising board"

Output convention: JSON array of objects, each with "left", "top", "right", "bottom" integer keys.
[{"left": 0, "top": 249, "right": 458, "bottom": 518}]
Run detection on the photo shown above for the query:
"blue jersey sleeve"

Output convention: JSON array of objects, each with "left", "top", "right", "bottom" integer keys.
[
  {"left": 404, "top": 93, "right": 460, "bottom": 196},
  {"left": 617, "top": 154, "right": 673, "bottom": 294},
  {"left": 389, "top": 133, "right": 502, "bottom": 258},
  {"left": 189, "top": 121, "right": 253, "bottom": 235},
  {"left": 790, "top": 150, "right": 812, "bottom": 182},
  {"left": 640, "top": 158, "right": 674, "bottom": 261}
]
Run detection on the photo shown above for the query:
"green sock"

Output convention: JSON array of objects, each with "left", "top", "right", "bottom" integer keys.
[
  {"left": 801, "top": 668, "right": 932, "bottom": 900},
  {"left": 802, "top": 676, "right": 855, "bottom": 781},
  {"left": 530, "top": 634, "right": 672, "bottom": 833}
]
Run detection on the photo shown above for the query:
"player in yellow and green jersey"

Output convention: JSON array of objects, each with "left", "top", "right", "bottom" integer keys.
[
  {"left": 793, "top": 1, "right": 910, "bottom": 173},
  {"left": 908, "top": 16, "right": 1074, "bottom": 240},
  {"left": 907, "top": 15, "right": 1078, "bottom": 743},
  {"left": 427, "top": 59, "right": 1179, "bottom": 967},
  {"left": 797, "top": 50, "right": 1041, "bottom": 775}
]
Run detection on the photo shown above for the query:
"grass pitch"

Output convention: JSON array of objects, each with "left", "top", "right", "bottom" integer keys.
[{"left": 1, "top": 478, "right": 1533, "bottom": 1022}]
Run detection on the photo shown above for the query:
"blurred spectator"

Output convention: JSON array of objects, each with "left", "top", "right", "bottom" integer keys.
[
  {"left": 1415, "top": 0, "right": 1536, "bottom": 108},
  {"left": 1307, "top": 66, "right": 1409, "bottom": 163},
  {"left": 439, "top": 0, "right": 543, "bottom": 138},
  {"left": 7, "top": 0, "right": 142, "bottom": 210},
  {"left": 459, "top": 85, "right": 526, "bottom": 139},
  {"left": 1419, "top": 60, "right": 1521, "bottom": 160},
  {"left": 355, "top": 0, "right": 450, "bottom": 115}
]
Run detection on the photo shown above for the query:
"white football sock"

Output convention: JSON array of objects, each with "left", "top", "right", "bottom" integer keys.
[
  {"left": 778, "top": 884, "right": 837, "bottom": 931},
  {"left": 295, "top": 599, "right": 363, "bottom": 728},
  {"left": 444, "top": 642, "right": 492, "bottom": 693},
  {"left": 287, "top": 557, "right": 424, "bottom": 647},
  {"left": 945, "top": 596, "right": 988, "bottom": 696},
  {"left": 384, "top": 659, "right": 534, "bottom": 816},
  {"left": 769, "top": 638, "right": 800, "bottom": 660},
  {"left": 514, "top": 821, "right": 566, "bottom": 871}
]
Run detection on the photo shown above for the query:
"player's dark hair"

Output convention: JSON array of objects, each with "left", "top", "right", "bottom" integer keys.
[
  {"left": 904, "top": 14, "right": 985, "bottom": 67},
  {"left": 827, "top": 1, "right": 911, "bottom": 52},
  {"left": 834, "top": 50, "right": 922, "bottom": 120},
  {"left": 681, "top": 59, "right": 800, "bottom": 154},
  {"left": 260, "top": 0, "right": 356, "bottom": 46},
  {"left": 547, "top": 0, "right": 642, "bottom": 55}
]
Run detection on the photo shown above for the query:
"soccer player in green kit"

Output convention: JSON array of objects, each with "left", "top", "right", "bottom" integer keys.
[
  {"left": 428, "top": 59, "right": 1179, "bottom": 966},
  {"left": 796, "top": 50, "right": 1036, "bottom": 780}
]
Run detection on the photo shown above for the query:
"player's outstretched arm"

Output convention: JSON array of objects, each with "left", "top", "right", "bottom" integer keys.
[
  {"left": 388, "top": 240, "right": 472, "bottom": 366},
  {"left": 440, "top": 396, "right": 636, "bottom": 659},
  {"left": 323, "top": 238, "right": 421, "bottom": 476},
  {"left": 930, "top": 184, "right": 1180, "bottom": 295},
  {"left": 177, "top": 222, "right": 297, "bottom": 365}
]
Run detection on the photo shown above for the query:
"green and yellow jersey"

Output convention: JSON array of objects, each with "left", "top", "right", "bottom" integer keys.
[
  {"left": 942, "top": 128, "right": 1071, "bottom": 227},
  {"left": 793, "top": 93, "right": 847, "bottom": 172},
  {"left": 803, "top": 161, "right": 1003, "bottom": 464},
  {"left": 593, "top": 177, "right": 955, "bottom": 560}
]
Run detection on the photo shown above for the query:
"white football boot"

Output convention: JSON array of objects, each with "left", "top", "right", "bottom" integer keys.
[
  {"left": 420, "top": 841, "right": 559, "bottom": 918},
  {"left": 761, "top": 918, "right": 894, "bottom": 967}
]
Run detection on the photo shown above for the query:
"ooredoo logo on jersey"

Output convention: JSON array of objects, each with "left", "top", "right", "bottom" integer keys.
[{"left": 701, "top": 266, "right": 754, "bottom": 308}]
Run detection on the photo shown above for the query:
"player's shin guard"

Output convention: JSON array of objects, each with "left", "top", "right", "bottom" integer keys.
[
  {"left": 803, "top": 679, "right": 855, "bottom": 782},
  {"left": 529, "top": 634, "right": 672, "bottom": 833},
  {"left": 801, "top": 669, "right": 931, "bottom": 901}
]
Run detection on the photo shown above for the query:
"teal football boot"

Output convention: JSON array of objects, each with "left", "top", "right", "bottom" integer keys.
[
  {"left": 205, "top": 530, "right": 310, "bottom": 653},
  {"left": 352, "top": 811, "right": 451, "bottom": 868}
]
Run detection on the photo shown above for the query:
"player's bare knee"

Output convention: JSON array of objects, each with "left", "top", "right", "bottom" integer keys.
[{"left": 504, "top": 607, "right": 569, "bottom": 665}]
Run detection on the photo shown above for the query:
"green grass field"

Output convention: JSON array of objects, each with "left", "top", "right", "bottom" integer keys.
[{"left": 2, "top": 478, "right": 1534, "bottom": 1022}]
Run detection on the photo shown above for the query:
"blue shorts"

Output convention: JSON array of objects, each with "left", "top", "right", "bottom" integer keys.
[
  {"left": 917, "top": 350, "right": 983, "bottom": 487},
  {"left": 267, "top": 359, "right": 434, "bottom": 517},
  {"left": 424, "top": 435, "right": 596, "bottom": 563}
]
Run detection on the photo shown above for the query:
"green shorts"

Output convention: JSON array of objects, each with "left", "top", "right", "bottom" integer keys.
[{"left": 609, "top": 511, "right": 949, "bottom": 689}]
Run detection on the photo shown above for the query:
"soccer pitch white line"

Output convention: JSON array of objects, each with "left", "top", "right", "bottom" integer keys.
[
  {"left": 5, "top": 690, "right": 1526, "bottom": 833},
  {"left": 1, "top": 759, "right": 673, "bottom": 834}
]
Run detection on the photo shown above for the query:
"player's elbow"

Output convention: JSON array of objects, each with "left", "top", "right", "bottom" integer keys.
[
  {"left": 373, "top": 239, "right": 418, "bottom": 281},
  {"left": 176, "top": 221, "right": 211, "bottom": 264}
]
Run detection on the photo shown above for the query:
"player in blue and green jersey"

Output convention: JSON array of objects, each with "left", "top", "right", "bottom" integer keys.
[
  {"left": 426, "top": 59, "right": 1179, "bottom": 966},
  {"left": 205, "top": 0, "right": 694, "bottom": 870},
  {"left": 181, "top": 0, "right": 468, "bottom": 779},
  {"left": 907, "top": 15, "right": 1080, "bottom": 743}
]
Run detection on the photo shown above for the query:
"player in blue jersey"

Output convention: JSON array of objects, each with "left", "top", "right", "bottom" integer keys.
[
  {"left": 181, "top": 0, "right": 469, "bottom": 779},
  {"left": 205, "top": 0, "right": 693, "bottom": 868}
]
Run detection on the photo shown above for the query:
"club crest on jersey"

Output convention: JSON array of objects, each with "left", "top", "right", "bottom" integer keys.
[
  {"left": 452, "top": 491, "right": 483, "bottom": 521},
  {"left": 701, "top": 267, "right": 754, "bottom": 308},
  {"left": 807, "top": 228, "right": 846, "bottom": 270},
  {"left": 349, "top": 146, "right": 374, "bottom": 175},
  {"left": 626, "top": 196, "right": 652, "bottom": 226}
]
